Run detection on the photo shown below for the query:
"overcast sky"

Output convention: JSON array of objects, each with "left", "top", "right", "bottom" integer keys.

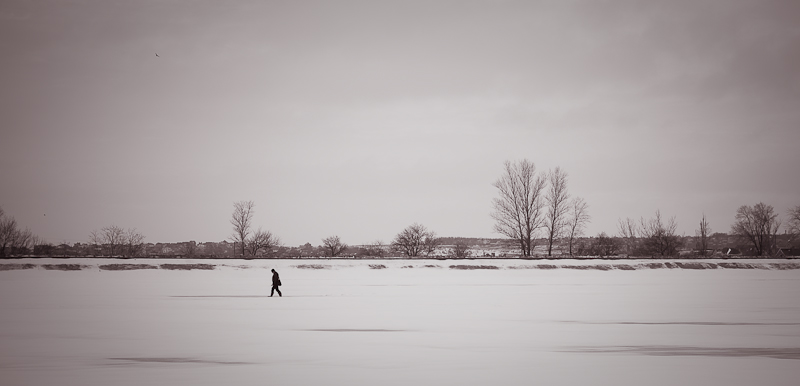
[{"left": 1, "top": 0, "right": 799, "bottom": 247}]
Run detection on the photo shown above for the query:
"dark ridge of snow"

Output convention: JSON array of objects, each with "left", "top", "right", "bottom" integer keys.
[
  {"left": 99, "top": 264, "right": 158, "bottom": 271},
  {"left": 561, "top": 264, "right": 613, "bottom": 271},
  {"left": 41, "top": 264, "right": 85, "bottom": 271},
  {"left": 450, "top": 265, "right": 500, "bottom": 270},
  {"left": 0, "top": 263, "right": 36, "bottom": 271},
  {"left": 159, "top": 264, "right": 215, "bottom": 270},
  {"left": 770, "top": 263, "right": 800, "bottom": 270},
  {"left": 294, "top": 264, "right": 332, "bottom": 269}
]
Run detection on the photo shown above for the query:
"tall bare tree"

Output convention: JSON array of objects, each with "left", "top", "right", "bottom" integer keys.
[
  {"left": 89, "top": 230, "right": 102, "bottom": 255},
  {"left": 247, "top": 228, "right": 281, "bottom": 257},
  {"left": 14, "top": 228, "right": 35, "bottom": 255},
  {"left": 788, "top": 205, "right": 800, "bottom": 240},
  {"left": 322, "top": 235, "right": 348, "bottom": 257},
  {"left": 696, "top": 214, "right": 711, "bottom": 256},
  {"left": 617, "top": 217, "right": 638, "bottom": 239},
  {"left": 731, "top": 203, "right": 781, "bottom": 256},
  {"left": 491, "top": 159, "right": 547, "bottom": 257},
  {"left": 565, "top": 197, "right": 590, "bottom": 256},
  {"left": 230, "top": 200, "right": 255, "bottom": 257},
  {"left": 0, "top": 208, "right": 19, "bottom": 257},
  {"left": 0, "top": 208, "right": 38, "bottom": 257},
  {"left": 544, "top": 167, "right": 570, "bottom": 256},
  {"left": 617, "top": 217, "right": 638, "bottom": 255},
  {"left": 392, "top": 223, "right": 437, "bottom": 257}
]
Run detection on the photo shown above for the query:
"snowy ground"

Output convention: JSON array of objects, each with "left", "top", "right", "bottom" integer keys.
[{"left": 1, "top": 258, "right": 799, "bottom": 386}]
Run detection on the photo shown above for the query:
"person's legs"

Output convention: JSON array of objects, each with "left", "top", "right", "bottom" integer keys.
[
  {"left": 276, "top": 286, "right": 282, "bottom": 297},
  {"left": 270, "top": 285, "right": 275, "bottom": 296}
]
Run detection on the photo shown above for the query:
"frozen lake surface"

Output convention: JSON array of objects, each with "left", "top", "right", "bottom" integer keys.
[{"left": 2, "top": 258, "right": 799, "bottom": 385}]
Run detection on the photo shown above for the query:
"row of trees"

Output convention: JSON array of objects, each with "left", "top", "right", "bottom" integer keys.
[
  {"left": 88, "top": 225, "right": 146, "bottom": 257},
  {"left": 322, "top": 224, "right": 470, "bottom": 258},
  {"left": 84, "top": 196, "right": 800, "bottom": 259},
  {"left": 227, "top": 162, "right": 797, "bottom": 259},
  {"left": 230, "top": 200, "right": 281, "bottom": 257},
  {"left": 489, "top": 159, "right": 799, "bottom": 258},
  {"left": 0, "top": 207, "right": 40, "bottom": 257},
  {"left": 613, "top": 203, "right": 799, "bottom": 257},
  {"left": 0, "top": 207, "right": 150, "bottom": 258},
  {"left": 491, "top": 159, "right": 590, "bottom": 257},
  {"left": 229, "top": 200, "right": 458, "bottom": 258},
  {"left": 4, "top": 162, "right": 797, "bottom": 258},
  {"left": 616, "top": 211, "right": 681, "bottom": 256}
]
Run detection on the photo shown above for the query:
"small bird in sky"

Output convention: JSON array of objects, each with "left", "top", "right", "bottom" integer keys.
[{"left": 155, "top": 53, "right": 159, "bottom": 57}]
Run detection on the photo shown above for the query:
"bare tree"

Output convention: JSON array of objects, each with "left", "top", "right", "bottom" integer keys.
[
  {"left": 247, "top": 229, "right": 281, "bottom": 257},
  {"left": 322, "top": 235, "right": 348, "bottom": 257},
  {"left": 89, "top": 230, "right": 102, "bottom": 255},
  {"left": 122, "top": 228, "right": 145, "bottom": 257},
  {"left": 565, "top": 197, "right": 590, "bottom": 256},
  {"left": 92, "top": 225, "right": 126, "bottom": 256},
  {"left": 788, "top": 205, "right": 800, "bottom": 240},
  {"left": 0, "top": 208, "right": 38, "bottom": 257},
  {"left": 0, "top": 209, "right": 20, "bottom": 257},
  {"left": 422, "top": 231, "right": 440, "bottom": 256},
  {"left": 9, "top": 227, "right": 34, "bottom": 256},
  {"left": 617, "top": 217, "right": 638, "bottom": 239},
  {"left": 87, "top": 225, "right": 142, "bottom": 257},
  {"left": 544, "top": 167, "right": 570, "bottom": 256},
  {"left": 639, "top": 211, "right": 679, "bottom": 256},
  {"left": 617, "top": 217, "right": 639, "bottom": 255},
  {"left": 696, "top": 214, "right": 711, "bottom": 256},
  {"left": 230, "top": 200, "right": 255, "bottom": 257},
  {"left": 731, "top": 203, "right": 781, "bottom": 256},
  {"left": 392, "top": 223, "right": 437, "bottom": 257},
  {"left": 491, "top": 159, "right": 547, "bottom": 257}
]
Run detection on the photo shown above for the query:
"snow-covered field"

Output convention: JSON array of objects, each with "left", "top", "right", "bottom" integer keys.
[{"left": 1, "top": 258, "right": 799, "bottom": 386}]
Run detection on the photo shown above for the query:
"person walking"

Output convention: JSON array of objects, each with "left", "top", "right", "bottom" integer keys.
[{"left": 270, "top": 269, "right": 282, "bottom": 297}]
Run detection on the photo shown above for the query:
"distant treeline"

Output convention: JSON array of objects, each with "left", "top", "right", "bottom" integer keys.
[{"left": 6, "top": 233, "right": 800, "bottom": 259}]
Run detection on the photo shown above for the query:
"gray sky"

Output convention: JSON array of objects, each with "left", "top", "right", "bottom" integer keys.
[{"left": 1, "top": 0, "right": 799, "bottom": 246}]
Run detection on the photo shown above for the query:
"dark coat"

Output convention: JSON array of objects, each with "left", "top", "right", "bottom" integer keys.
[{"left": 272, "top": 271, "right": 281, "bottom": 286}]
